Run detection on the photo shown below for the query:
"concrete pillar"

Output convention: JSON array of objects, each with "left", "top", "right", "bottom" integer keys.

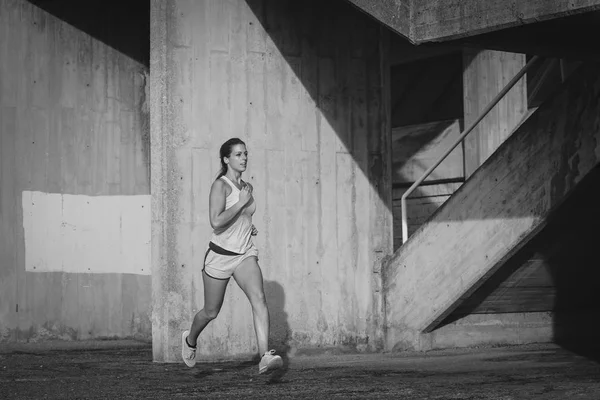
[
  {"left": 150, "top": 0, "right": 393, "bottom": 362},
  {"left": 462, "top": 49, "right": 527, "bottom": 177}
]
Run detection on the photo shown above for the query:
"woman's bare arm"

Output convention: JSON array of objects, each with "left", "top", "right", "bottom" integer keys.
[{"left": 209, "top": 179, "right": 252, "bottom": 230}]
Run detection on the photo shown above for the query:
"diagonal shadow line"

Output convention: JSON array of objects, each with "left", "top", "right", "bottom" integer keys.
[
  {"left": 26, "top": 0, "right": 150, "bottom": 67},
  {"left": 245, "top": 0, "right": 393, "bottom": 211}
]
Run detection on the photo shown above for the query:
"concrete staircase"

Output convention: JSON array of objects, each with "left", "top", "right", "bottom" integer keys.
[{"left": 383, "top": 63, "right": 600, "bottom": 351}]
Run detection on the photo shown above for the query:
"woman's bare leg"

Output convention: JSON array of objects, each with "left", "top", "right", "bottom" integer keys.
[
  {"left": 232, "top": 256, "right": 269, "bottom": 355},
  {"left": 188, "top": 270, "right": 229, "bottom": 346}
]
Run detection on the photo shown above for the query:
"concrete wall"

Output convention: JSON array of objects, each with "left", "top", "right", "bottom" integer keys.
[
  {"left": 151, "top": 0, "right": 393, "bottom": 362},
  {"left": 0, "top": 0, "right": 151, "bottom": 342},
  {"left": 463, "top": 50, "right": 527, "bottom": 177}
]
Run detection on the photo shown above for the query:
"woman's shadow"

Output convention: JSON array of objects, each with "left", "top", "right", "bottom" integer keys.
[{"left": 262, "top": 280, "right": 291, "bottom": 383}]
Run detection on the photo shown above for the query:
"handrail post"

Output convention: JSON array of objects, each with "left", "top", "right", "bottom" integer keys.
[
  {"left": 401, "top": 198, "right": 408, "bottom": 244},
  {"left": 400, "top": 55, "right": 540, "bottom": 244}
]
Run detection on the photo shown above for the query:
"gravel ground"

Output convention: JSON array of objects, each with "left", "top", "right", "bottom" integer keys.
[{"left": 1, "top": 342, "right": 600, "bottom": 399}]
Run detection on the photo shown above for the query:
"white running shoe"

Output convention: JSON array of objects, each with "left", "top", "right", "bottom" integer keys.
[
  {"left": 181, "top": 330, "right": 196, "bottom": 367},
  {"left": 258, "top": 349, "right": 283, "bottom": 374}
]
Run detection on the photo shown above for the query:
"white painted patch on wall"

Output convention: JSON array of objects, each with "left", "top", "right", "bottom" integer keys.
[{"left": 22, "top": 191, "right": 151, "bottom": 275}]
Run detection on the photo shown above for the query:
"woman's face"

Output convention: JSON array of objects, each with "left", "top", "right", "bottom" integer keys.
[{"left": 226, "top": 144, "right": 248, "bottom": 173}]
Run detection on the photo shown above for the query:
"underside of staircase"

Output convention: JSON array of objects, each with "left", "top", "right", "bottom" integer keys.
[
  {"left": 345, "top": 0, "right": 600, "bottom": 44},
  {"left": 383, "top": 62, "right": 600, "bottom": 351}
]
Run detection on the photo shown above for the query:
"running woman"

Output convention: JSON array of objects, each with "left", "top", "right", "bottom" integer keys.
[{"left": 181, "top": 138, "right": 283, "bottom": 374}]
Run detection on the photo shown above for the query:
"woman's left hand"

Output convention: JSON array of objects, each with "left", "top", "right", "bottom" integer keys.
[{"left": 251, "top": 225, "right": 258, "bottom": 236}]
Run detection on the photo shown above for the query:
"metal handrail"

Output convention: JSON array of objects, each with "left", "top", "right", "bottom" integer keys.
[{"left": 400, "top": 55, "right": 540, "bottom": 244}]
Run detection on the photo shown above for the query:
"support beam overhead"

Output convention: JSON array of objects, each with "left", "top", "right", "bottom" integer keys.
[
  {"left": 346, "top": 0, "right": 600, "bottom": 44},
  {"left": 413, "top": 0, "right": 600, "bottom": 43},
  {"left": 345, "top": 0, "right": 411, "bottom": 40}
]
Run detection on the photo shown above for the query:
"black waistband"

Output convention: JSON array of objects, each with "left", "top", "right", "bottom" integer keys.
[{"left": 209, "top": 241, "right": 243, "bottom": 256}]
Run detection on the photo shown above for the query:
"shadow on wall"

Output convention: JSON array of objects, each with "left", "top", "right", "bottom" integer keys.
[
  {"left": 245, "top": 0, "right": 392, "bottom": 210},
  {"left": 390, "top": 52, "right": 463, "bottom": 128},
  {"left": 263, "top": 280, "right": 291, "bottom": 382},
  {"left": 23, "top": 0, "right": 152, "bottom": 184},
  {"left": 246, "top": 0, "right": 472, "bottom": 252},
  {"left": 27, "top": 0, "right": 150, "bottom": 67},
  {"left": 546, "top": 165, "right": 600, "bottom": 363}
]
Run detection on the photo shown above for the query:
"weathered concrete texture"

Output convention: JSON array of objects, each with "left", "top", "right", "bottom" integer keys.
[
  {"left": 384, "top": 63, "right": 600, "bottom": 351},
  {"left": 463, "top": 50, "right": 527, "bottom": 177},
  {"left": 150, "top": 0, "right": 393, "bottom": 362},
  {"left": 0, "top": 0, "right": 151, "bottom": 343},
  {"left": 3, "top": 343, "right": 600, "bottom": 399},
  {"left": 412, "top": 0, "right": 600, "bottom": 43},
  {"left": 345, "top": 0, "right": 600, "bottom": 43},
  {"left": 416, "top": 312, "right": 554, "bottom": 351}
]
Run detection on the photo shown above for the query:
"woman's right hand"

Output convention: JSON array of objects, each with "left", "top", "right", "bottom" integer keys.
[{"left": 238, "top": 184, "right": 253, "bottom": 206}]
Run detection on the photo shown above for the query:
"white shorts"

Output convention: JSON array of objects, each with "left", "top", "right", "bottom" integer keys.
[{"left": 203, "top": 243, "right": 258, "bottom": 280}]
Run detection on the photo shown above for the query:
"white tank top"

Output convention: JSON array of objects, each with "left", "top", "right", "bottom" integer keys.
[{"left": 210, "top": 176, "right": 255, "bottom": 254}]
